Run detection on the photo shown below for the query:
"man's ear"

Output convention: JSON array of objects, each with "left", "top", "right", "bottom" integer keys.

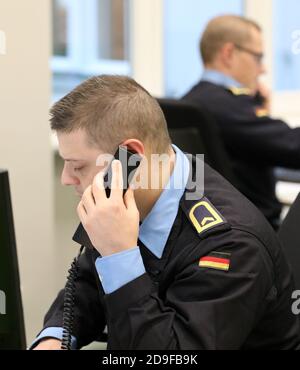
[
  {"left": 220, "top": 42, "right": 236, "bottom": 68},
  {"left": 121, "top": 139, "right": 145, "bottom": 156}
]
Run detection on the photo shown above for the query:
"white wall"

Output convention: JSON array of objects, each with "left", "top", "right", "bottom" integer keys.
[
  {"left": 130, "top": 0, "right": 164, "bottom": 96},
  {"left": 0, "top": 0, "right": 56, "bottom": 344}
]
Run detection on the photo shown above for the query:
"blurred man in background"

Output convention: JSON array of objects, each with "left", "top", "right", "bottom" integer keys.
[{"left": 183, "top": 15, "right": 300, "bottom": 229}]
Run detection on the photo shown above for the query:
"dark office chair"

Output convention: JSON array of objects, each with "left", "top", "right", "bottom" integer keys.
[
  {"left": 278, "top": 193, "right": 300, "bottom": 290},
  {"left": 157, "top": 98, "right": 237, "bottom": 186}
]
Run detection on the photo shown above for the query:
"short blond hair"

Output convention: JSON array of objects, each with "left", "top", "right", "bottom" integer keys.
[
  {"left": 200, "top": 15, "right": 261, "bottom": 65},
  {"left": 50, "top": 75, "right": 171, "bottom": 154}
]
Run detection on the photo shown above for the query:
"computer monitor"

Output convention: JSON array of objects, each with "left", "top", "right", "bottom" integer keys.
[{"left": 0, "top": 170, "right": 26, "bottom": 349}]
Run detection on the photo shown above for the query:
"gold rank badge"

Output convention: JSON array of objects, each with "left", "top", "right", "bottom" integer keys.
[
  {"left": 189, "top": 198, "right": 226, "bottom": 235},
  {"left": 255, "top": 108, "right": 268, "bottom": 117}
]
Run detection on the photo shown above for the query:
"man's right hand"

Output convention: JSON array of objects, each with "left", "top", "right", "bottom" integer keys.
[{"left": 33, "top": 338, "right": 62, "bottom": 350}]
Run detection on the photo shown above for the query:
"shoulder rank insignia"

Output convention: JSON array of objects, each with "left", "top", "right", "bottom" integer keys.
[
  {"left": 228, "top": 86, "right": 251, "bottom": 96},
  {"left": 255, "top": 108, "right": 268, "bottom": 118},
  {"left": 199, "top": 251, "right": 231, "bottom": 271},
  {"left": 188, "top": 197, "right": 227, "bottom": 235}
]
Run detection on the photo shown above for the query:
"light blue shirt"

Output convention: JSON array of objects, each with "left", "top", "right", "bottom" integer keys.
[
  {"left": 201, "top": 69, "right": 242, "bottom": 89},
  {"left": 31, "top": 144, "right": 190, "bottom": 349}
]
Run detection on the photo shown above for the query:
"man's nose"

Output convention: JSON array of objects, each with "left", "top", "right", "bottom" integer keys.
[{"left": 61, "top": 165, "right": 80, "bottom": 186}]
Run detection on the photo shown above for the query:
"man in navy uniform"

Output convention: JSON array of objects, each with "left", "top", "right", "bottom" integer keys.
[
  {"left": 183, "top": 15, "right": 300, "bottom": 230},
  {"left": 32, "top": 76, "right": 299, "bottom": 350}
]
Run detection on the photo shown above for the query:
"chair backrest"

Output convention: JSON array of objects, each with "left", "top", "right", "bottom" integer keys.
[
  {"left": 278, "top": 193, "right": 300, "bottom": 290},
  {"left": 157, "top": 98, "right": 237, "bottom": 185},
  {"left": 166, "top": 127, "right": 206, "bottom": 156}
]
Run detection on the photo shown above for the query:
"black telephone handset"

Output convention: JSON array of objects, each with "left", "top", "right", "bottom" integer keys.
[
  {"left": 61, "top": 146, "right": 142, "bottom": 350},
  {"left": 103, "top": 145, "right": 142, "bottom": 198},
  {"left": 254, "top": 91, "right": 266, "bottom": 106}
]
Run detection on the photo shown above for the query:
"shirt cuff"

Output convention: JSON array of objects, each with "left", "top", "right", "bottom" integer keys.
[
  {"left": 29, "top": 327, "right": 77, "bottom": 350},
  {"left": 95, "top": 247, "right": 146, "bottom": 294}
]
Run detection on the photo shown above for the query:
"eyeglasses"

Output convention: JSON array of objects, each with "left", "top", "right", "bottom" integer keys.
[{"left": 234, "top": 44, "right": 264, "bottom": 64}]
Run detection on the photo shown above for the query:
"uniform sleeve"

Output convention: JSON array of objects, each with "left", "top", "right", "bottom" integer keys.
[
  {"left": 30, "top": 327, "right": 77, "bottom": 350},
  {"left": 102, "top": 229, "right": 274, "bottom": 350},
  {"left": 95, "top": 247, "right": 145, "bottom": 294},
  {"left": 41, "top": 248, "right": 106, "bottom": 349},
  {"left": 217, "top": 96, "right": 300, "bottom": 168}
]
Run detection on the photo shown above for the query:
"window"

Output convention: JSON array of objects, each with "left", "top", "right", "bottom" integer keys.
[
  {"left": 163, "top": 0, "right": 245, "bottom": 97},
  {"left": 273, "top": 0, "right": 300, "bottom": 91},
  {"left": 52, "top": 0, "right": 68, "bottom": 57},
  {"left": 51, "top": 0, "right": 130, "bottom": 101},
  {"left": 98, "top": 0, "right": 129, "bottom": 60}
]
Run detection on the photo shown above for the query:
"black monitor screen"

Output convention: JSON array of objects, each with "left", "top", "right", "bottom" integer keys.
[{"left": 0, "top": 170, "right": 26, "bottom": 349}]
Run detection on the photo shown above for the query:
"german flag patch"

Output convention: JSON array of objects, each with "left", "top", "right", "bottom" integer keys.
[{"left": 199, "top": 252, "right": 231, "bottom": 272}]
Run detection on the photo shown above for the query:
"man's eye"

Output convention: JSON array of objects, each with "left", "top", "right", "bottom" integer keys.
[{"left": 74, "top": 167, "right": 84, "bottom": 172}]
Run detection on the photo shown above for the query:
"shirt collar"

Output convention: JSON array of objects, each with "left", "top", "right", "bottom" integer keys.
[
  {"left": 139, "top": 145, "right": 190, "bottom": 259},
  {"left": 201, "top": 69, "right": 242, "bottom": 89}
]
